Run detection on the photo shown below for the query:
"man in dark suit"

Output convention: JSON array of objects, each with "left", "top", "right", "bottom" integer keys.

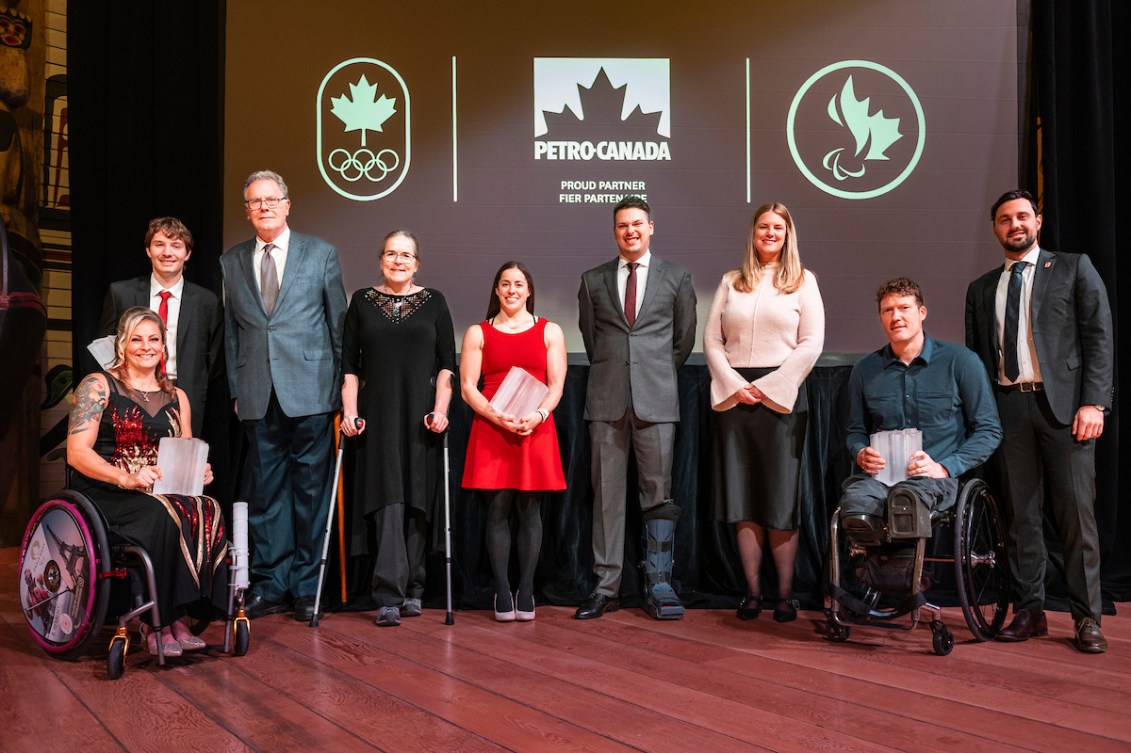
[
  {"left": 965, "top": 189, "right": 1113, "bottom": 653},
  {"left": 576, "top": 196, "right": 697, "bottom": 620},
  {"left": 220, "top": 170, "right": 348, "bottom": 621},
  {"left": 99, "top": 217, "right": 223, "bottom": 439}
]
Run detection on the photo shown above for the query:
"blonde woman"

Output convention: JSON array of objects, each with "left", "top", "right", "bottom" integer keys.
[
  {"left": 68, "top": 307, "right": 226, "bottom": 656},
  {"left": 704, "top": 203, "right": 825, "bottom": 622}
]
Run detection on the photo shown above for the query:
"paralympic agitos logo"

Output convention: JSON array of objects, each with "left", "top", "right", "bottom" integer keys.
[
  {"left": 317, "top": 58, "right": 411, "bottom": 201},
  {"left": 533, "top": 58, "right": 671, "bottom": 161}
]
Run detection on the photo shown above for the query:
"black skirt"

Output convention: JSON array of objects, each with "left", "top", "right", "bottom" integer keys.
[{"left": 711, "top": 367, "right": 808, "bottom": 529}]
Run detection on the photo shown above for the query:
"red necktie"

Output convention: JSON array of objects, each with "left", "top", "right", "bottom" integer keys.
[
  {"left": 158, "top": 291, "right": 171, "bottom": 373},
  {"left": 157, "top": 290, "right": 171, "bottom": 325},
  {"left": 624, "top": 262, "right": 639, "bottom": 327}
]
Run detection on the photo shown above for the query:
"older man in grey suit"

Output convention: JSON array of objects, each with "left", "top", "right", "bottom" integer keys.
[
  {"left": 576, "top": 196, "right": 697, "bottom": 620},
  {"left": 100, "top": 217, "right": 223, "bottom": 439},
  {"left": 220, "top": 170, "right": 348, "bottom": 621},
  {"left": 965, "top": 189, "right": 1113, "bottom": 653}
]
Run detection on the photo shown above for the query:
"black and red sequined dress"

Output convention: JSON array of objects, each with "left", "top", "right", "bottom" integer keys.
[{"left": 71, "top": 373, "right": 228, "bottom": 623}]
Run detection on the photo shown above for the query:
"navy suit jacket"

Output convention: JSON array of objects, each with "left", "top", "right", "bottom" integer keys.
[
  {"left": 220, "top": 231, "right": 347, "bottom": 421},
  {"left": 965, "top": 248, "right": 1113, "bottom": 425},
  {"left": 99, "top": 276, "right": 224, "bottom": 437}
]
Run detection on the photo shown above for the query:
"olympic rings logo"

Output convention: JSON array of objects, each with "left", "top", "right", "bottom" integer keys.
[
  {"left": 327, "top": 147, "right": 401, "bottom": 183},
  {"left": 317, "top": 58, "right": 411, "bottom": 201}
]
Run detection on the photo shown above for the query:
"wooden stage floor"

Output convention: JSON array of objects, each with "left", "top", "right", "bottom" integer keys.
[{"left": 2, "top": 547, "right": 1128, "bottom": 753}]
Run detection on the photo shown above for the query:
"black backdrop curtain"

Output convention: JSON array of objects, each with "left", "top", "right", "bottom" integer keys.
[
  {"left": 67, "top": 1, "right": 235, "bottom": 503},
  {"left": 66, "top": 1, "right": 1127, "bottom": 607},
  {"left": 1027, "top": 0, "right": 1126, "bottom": 599}
]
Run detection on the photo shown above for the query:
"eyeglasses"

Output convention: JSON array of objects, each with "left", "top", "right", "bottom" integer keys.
[
  {"left": 245, "top": 197, "right": 286, "bottom": 210},
  {"left": 382, "top": 251, "right": 417, "bottom": 263}
]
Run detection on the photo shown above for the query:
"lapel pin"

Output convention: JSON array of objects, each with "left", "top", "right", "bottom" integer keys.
[{"left": 1044, "top": 261, "right": 1051, "bottom": 268}]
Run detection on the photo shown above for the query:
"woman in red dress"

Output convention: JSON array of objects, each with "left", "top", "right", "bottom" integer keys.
[{"left": 461, "top": 262, "right": 566, "bottom": 621}]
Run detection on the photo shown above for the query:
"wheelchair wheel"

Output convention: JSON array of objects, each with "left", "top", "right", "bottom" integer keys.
[
  {"left": 953, "top": 479, "right": 1010, "bottom": 641},
  {"left": 825, "top": 618, "right": 851, "bottom": 642},
  {"left": 107, "top": 634, "right": 127, "bottom": 680},
  {"left": 930, "top": 620, "right": 954, "bottom": 656},
  {"left": 232, "top": 618, "right": 250, "bottom": 657},
  {"left": 18, "top": 492, "right": 112, "bottom": 660}
]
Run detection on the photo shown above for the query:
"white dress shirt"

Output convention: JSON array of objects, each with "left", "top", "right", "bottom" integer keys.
[
  {"left": 994, "top": 245, "right": 1042, "bottom": 385},
  {"left": 252, "top": 227, "right": 292, "bottom": 297},
  {"left": 616, "top": 249, "right": 652, "bottom": 318},
  {"left": 150, "top": 275, "right": 185, "bottom": 380}
]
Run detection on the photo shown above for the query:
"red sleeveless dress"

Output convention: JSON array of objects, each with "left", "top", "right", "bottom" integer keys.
[{"left": 461, "top": 318, "right": 566, "bottom": 491}]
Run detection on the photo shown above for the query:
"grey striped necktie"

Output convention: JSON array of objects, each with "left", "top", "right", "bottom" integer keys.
[{"left": 261, "top": 243, "right": 279, "bottom": 316}]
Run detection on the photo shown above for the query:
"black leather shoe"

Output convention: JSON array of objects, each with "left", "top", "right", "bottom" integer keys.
[
  {"left": 293, "top": 595, "right": 320, "bottom": 622},
  {"left": 996, "top": 609, "right": 1048, "bottom": 642},
  {"left": 1074, "top": 617, "right": 1108, "bottom": 653},
  {"left": 244, "top": 592, "right": 290, "bottom": 619},
  {"left": 841, "top": 514, "right": 885, "bottom": 544},
  {"left": 773, "top": 598, "right": 800, "bottom": 623},
  {"left": 574, "top": 592, "right": 620, "bottom": 620},
  {"left": 737, "top": 594, "right": 763, "bottom": 620}
]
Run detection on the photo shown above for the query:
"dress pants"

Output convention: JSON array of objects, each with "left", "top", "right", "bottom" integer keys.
[
  {"left": 589, "top": 404, "right": 676, "bottom": 595},
  {"left": 995, "top": 389, "right": 1102, "bottom": 622},
  {"left": 839, "top": 475, "right": 959, "bottom": 518},
  {"left": 370, "top": 502, "right": 427, "bottom": 608},
  {"left": 244, "top": 392, "right": 334, "bottom": 602}
]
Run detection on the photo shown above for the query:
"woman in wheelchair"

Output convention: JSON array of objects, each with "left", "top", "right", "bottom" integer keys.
[{"left": 66, "top": 306, "right": 227, "bottom": 658}]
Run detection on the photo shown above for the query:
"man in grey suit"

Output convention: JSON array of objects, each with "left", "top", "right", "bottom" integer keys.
[
  {"left": 100, "top": 217, "right": 224, "bottom": 439},
  {"left": 220, "top": 170, "right": 348, "bottom": 621},
  {"left": 965, "top": 189, "right": 1113, "bottom": 653},
  {"left": 576, "top": 196, "right": 696, "bottom": 620}
]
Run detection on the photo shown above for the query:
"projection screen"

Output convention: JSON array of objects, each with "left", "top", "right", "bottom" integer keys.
[{"left": 224, "top": 0, "right": 1021, "bottom": 354}]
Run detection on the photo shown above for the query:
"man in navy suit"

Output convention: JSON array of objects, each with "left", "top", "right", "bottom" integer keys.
[
  {"left": 100, "top": 217, "right": 223, "bottom": 439},
  {"left": 576, "top": 196, "right": 697, "bottom": 620},
  {"left": 220, "top": 170, "right": 348, "bottom": 621},
  {"left": 965, "top": 189, "right": 1113, "bottom": 653}
]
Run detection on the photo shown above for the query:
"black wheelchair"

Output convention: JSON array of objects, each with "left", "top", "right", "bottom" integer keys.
[
  {"left": 17, "top": 490, "right": 251, "bottom": 678},
  {"left": 824, "top": 477, "right": 1010, "bottom": 655}
]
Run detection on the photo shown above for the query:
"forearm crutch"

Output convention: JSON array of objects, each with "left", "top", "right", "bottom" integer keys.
[
  {"left": 311, "top": 418, "right": 360, "bottom": 627},
  {"left": 443, "top": 431, "right": 455, "bottom": 625}
]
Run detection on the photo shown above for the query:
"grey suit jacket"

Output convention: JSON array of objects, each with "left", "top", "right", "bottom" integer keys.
[
  {"left": 965, "top": 247, "right": 1113, "bottom": 425},
  {"left": 99, "top": 276, "right": 224, "bottom": 437},
  {"left": 220, "top": 232, "right": 348, "bottom": 421},
  {"left": 578, "top": 255, "right": 697, "bottom": 423}
]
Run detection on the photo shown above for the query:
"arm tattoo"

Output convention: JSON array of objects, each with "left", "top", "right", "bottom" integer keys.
[{"left": 69, "top": 375, "right": 108, "bottom": 435}]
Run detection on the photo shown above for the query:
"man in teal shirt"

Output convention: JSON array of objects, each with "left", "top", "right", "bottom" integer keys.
[{"left": 839, "top": 278, "right": 1001, "bottom": 538}]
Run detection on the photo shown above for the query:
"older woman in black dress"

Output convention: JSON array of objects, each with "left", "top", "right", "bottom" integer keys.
[
  {"left": 341, "top": 230, "right": 456, "bottom": 627},
  {"left": 67, "top": 307, "right": 226, "bottom": 657}
]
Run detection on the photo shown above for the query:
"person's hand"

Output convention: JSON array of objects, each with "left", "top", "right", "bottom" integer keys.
[
  {"left": 856, "top": 446, "right": 885, "bottom": 476},
  {"left": 514, "top": 410, "right": 545, "bottom": 436},
  {"left": 203, "top": 462, "right": 214, "bottom": 486},
  {"left": 125, "top": 465, "right": 162, "bottom": 491},
  {"left": 907, "top": 451, "right": 949, "bottom": 478},
  {"left": 424, "top": 412, "right": 448, "bottom": 433},
  {"left": 342, "top": 414, "right": 365, "bottom": 436},
  {"left": 1072, "top": 405, "right": 1104, "bottom": 442},
  {"left": 490, "top": 408, "right": 518, "bottom": 432},
  {"left": 735, "top": 384, "right": 765, "bottom": 405}
]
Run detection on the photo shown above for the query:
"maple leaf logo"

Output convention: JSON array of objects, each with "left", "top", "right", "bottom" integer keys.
[
  {"left": 541, "top": 67, "right": 665, "bottom": 136},
  {"left": 330, "top": 74, "right": 397, "bottom": 147},
  {"left": 821, "top": 75, "right": 902, "bottom": 181}
]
